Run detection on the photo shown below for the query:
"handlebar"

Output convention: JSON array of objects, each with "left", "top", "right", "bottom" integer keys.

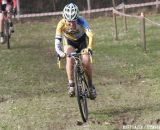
[
  {"left": 57, "top": 49, "right": 93, "bottom": 69},
  {"left": 67, "top": 52, "right": 81, "bottom": 58}
]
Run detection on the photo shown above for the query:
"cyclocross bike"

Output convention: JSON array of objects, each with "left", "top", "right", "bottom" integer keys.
[
  {"left": 57, "top": 50, "right": 93, "bottom": 122},
  {"left": 3, "top": 11, "right": 11, "bottom": 49}
]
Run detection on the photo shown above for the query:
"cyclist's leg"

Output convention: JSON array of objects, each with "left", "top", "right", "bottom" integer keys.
[
  {"left": 64, "top": 45, "right": 75, "bottom": 83},
  {"left": 6, "top": 3, "right": 14, "bottom": 32},
  {"left": 0, "top": 13, "right": 4, "bottom": 43},
  {"left": 0, "top": 4, "right": 5, "bottom": 43},
  {"left": 78, "top": 35, "right": 92, "bottom": 86},
  {"left": 82, "top": 54, "right": 96, "bottom": 99},
  {"left": 81, "top": 54, "right": 92, "bottom": 85},
  {"left": 79, "top": 37, "right": 97, "bottom": 99},
  {"left": 63, "top": 37, "right": 76, "bottom": 96}
]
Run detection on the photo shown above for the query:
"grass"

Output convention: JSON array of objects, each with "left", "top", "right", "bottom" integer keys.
[{"left": 0, "top": 14, "right": 160, "bottom": 130}]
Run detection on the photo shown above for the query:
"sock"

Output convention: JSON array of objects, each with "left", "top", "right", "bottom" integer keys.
[{"left": 69, "top": 80, "right": 74, "bottom": 84}]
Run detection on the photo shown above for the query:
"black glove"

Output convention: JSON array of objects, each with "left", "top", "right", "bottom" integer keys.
[{"left": 88, "top": 48, "right": 93, "bottom": 55}]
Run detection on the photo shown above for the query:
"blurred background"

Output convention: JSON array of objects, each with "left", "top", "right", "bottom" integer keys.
[{"left": 18, "top": 0, "right": 156, "bottom": 14}]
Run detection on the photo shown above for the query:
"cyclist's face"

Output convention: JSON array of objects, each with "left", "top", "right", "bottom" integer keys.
[{"left": 67, "top": 21, "right": 77, "bottom": 29}]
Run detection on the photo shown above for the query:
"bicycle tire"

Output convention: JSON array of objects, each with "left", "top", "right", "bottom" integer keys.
[{"left": 74, "top": 65, "right": 88, "bottom": 122}]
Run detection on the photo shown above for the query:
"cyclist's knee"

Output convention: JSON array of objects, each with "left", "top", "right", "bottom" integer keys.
[
  {"left": 0, "top": 13, "right": 3, "bottom": 20},
  {"left": 64, "top": 45, "right": 74, "bottom": 53},
  {"left": 64, "top": 45, "right": 75, "bottom": 61},
  {"left": 82, "top": 55, "right": 90, "bottom": 64},
  {"left": 66, "top": 58, "right": 74, "bottom": 66}
]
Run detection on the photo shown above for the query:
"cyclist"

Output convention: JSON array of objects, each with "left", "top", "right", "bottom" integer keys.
[
  {"left": 55, "top": 3, "right": 97, "bottom": 100},
  {"left": 0, "top": 0, "right": 16, "bottom": 43}
]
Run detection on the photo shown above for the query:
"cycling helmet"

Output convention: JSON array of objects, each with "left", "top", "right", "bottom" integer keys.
[{"left": 63, "top": 3, "right": 79, "bottom": 21}]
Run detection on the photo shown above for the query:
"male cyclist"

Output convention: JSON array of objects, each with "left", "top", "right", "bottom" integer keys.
[
  {"left": 0, "top": 0, "right": 16, "bottom": 43},
  {"left": 55, "top": 3, "right": 97, "bottom": 100}
]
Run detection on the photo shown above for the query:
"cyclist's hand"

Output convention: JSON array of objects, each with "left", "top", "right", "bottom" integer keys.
[
  {"left": 88, "top": 48, "right": 93, "bottom": 55},
  {"left": 59, "top": 51, "right": 65, "bottom": 58},
  {"left": 87, "top": 48, "right": 93, "bottom": 63},
  {"left": 81, "top": 48, "right": 93, "bottom": 55},
  {"left": 81, "top": 48, "right": 88, "bottom": 54}
]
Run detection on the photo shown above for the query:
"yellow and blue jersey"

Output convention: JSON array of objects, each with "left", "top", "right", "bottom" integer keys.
[{"left": 55, "top": 16, "right": 93, "bottom": 49}]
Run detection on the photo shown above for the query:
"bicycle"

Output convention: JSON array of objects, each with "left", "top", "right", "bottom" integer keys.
[
  {"left": 3, "top": 8, "right": 16, "bottom": 49},
  {"left": 67, "top": 50, "right": 93, "bottom": 122},
  {"left": 3, "top": 11, "right": 12, "bottom": 49},
  {"left": 57, "top": 49, "right": 93, "bottom": 122}
]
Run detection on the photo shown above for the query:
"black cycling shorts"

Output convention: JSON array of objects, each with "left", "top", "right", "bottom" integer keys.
[
  {"left": 0, "top": 4, "right": 7, "bottom": 12},
  {"left": 63, "top": 34, "right": 87, "bottom": 53}
]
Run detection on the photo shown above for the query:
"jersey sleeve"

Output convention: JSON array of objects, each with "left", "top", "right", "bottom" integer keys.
[
  {"left": 55, "top": 19, "right": 65, "bottom": 39},
  {"left": 77, "top": 17, "right": 94, "bottom": 49},
  {"left": 13, "top": 0, "right": 16, "bottom": 8},
  {"left": 77, "top": 16, "right": 90, "bottom": 30}
]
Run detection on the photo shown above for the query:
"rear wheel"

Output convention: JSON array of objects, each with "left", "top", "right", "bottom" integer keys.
[{"left": 74, "top": 66, "right": 88, "bottom": 122}]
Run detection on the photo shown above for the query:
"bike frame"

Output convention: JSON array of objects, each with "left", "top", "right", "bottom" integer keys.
[{"left": 57, "top": 50, "right": 93, "bottom": 122}]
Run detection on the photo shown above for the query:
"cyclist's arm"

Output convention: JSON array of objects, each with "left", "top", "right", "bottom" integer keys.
[
  {"left": 77, "top": 17, "right": 94, "bottom": 49},
  {"left": 55, "top": 19, "right": 65, "bottom": 57},
  {"left": 55, "top": 38, "right": 63, "bottom": 56},
  {"left": 13, "top": 0, "right": 17, "bottom": 8},
  {"left": 86, "top": 29, "right": 94, "bottom": 49}
]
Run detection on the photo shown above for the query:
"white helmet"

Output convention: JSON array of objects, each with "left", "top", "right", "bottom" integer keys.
[{"left": 63, "top": 3, "right": 79, "bottom": 21}]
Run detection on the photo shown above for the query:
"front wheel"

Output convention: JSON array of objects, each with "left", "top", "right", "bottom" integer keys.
[{"left": 74, "top": 66, "right": 88, "bottom": 122}]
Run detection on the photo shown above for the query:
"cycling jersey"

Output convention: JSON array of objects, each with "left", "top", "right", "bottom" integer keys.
[
  {"left": 0, "top": 0, "right": 16, "bottom": 8},
  {"left": 55, "top": 16, "right": 93, "bottom": 49}
]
